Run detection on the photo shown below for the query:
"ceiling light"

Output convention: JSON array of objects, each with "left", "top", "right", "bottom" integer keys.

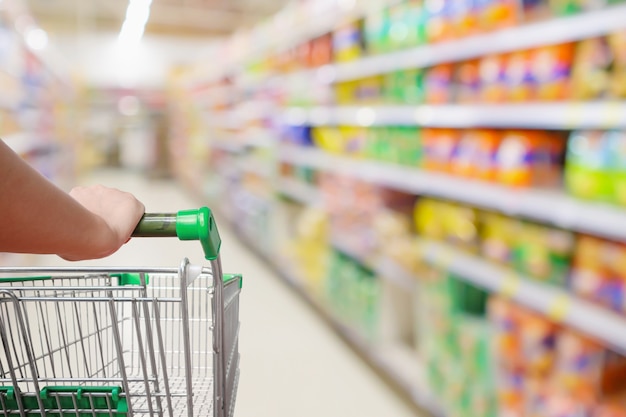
[
  {"left": 118, "top": 0, "right": 152, "bottom": 45},
  {"left": 25, "top": 28, "right": 48, "bottom": 51}
]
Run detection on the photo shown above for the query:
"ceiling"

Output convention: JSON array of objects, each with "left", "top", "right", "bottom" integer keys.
[{"left": 24, "top": 0, "right": 291, "bottom": 39}]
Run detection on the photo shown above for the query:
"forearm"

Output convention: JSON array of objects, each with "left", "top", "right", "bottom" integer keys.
[{"left": 0, "top": 140, "right": 117, "bottom": 259}]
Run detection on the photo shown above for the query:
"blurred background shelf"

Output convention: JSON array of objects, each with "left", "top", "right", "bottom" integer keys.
[
  {"left": 418, "top": 238, "right": 626, "bottom": 354},
  {"left": 279, "top": 146, "right": 626, "bottom": 242},
  {"left": 323, "top": 3, "right": 626, "bottom": 82},
  {"left": 283, "top": 102, "right": 626, "bottom": 129}
]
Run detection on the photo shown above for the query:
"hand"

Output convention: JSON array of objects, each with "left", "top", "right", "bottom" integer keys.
[{"left": 67, "top": 185, "right": 145, "bottom": 259}]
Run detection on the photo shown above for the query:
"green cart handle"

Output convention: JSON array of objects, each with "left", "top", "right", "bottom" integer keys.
[{"left": 132, "top": 207, "right": 221, "bottom": 260}]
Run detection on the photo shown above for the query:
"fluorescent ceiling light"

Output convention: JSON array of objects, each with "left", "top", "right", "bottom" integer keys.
[{"left": 118, "top": 0, "right": 152, "bottom": 45}]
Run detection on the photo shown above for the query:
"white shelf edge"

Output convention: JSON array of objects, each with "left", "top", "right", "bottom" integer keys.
[
  {"left": 283, "top": 102, "right": 626, "bottom": 129},
  {"left": 276, "top": 178, "right": 322, "bottom": 206},
  {"left": 326, "top": 4, "right": 626, "bottom": 82},
  {"left": 331, "top": 237, "right": 417, "bottom": 291},
  {"left": 418, "top": 238, "right": 626, "bottom": 355},
  {"left": 278, "top": 146, "right": 626, "bottom": 242}
]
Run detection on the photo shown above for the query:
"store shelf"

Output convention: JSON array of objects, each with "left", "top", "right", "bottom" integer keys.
[
  {"left": 331, "top": 234, "right": 626, "bottom": 355},
  {"left": 226, "top": 220, "right": 444, "bottom": 417},
  {"left": 283, "top": 102, "right": 626, "bottom": 129},
  {"left": 332, "top": 237, "right": 417, "bottom": 292},
  {"left": 276, "top": 177, "right": 322, "bottom": 206},
  {"left": 320, "top": 4, "right": 626, "bottom": 83},
  {"left": 279, "top": 146, "right": 626, "bottom": 242},
  {"left": 418, "top": 238, "right": 626, "bottom": 355},
  {"left": 204, "top": 0, "right": 400, "bottom": 84}
]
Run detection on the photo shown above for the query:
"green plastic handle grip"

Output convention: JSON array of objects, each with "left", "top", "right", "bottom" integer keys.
[{"left": 132, "top": 207, "right": 221, "bottom": 260}]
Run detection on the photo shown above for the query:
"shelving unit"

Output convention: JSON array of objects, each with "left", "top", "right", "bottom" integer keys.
[
  {"left": 313, "top": 3, "right": 626, "bottom": 83},
  {"left": 283, "top": 102, "right": 626, "bottom": 129},
  {"left": 279, "top": 145, "right": 626, "bottom": 242},
  {"left": 170, "top": 0, "right": 626, "bottom": 414},
  {"left": 227, "top": 219, "right": 443, "bottom": 417}
]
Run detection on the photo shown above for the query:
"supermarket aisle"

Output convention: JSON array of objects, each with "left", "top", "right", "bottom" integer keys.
[{"left": 33, "top": 168, "right": 421, "bottom": 417}]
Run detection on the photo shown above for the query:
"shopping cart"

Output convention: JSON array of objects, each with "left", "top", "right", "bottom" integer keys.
[{"left": 0, "top": 207, "right": 241, "bottom": 417}]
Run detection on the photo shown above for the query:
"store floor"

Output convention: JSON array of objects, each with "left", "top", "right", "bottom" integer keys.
[{"left": 32, "top": 168, "right": 422, "bottom": 417}]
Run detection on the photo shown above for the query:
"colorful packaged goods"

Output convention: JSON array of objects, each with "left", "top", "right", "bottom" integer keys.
[
  {"left": 480, "top": 212, "right": 519, "bottom": 264},
  {"left": 607, "top": 131, "right": 626, "bottom": 206},
  {"left": 335, "top": 77, "right": 385, "bottom": 105},
  {"left": 571, "top": 37, "right": 613, "bottom": 100},
  {"left": 504, "top": 50, "right": 535, "bottom": 102},
  {"left": 510, "top": 222, "right": 574, "bottom": 286},
  {"left": 475, "top": 0, "right": 520, "bottom": 31},
  {"left": 471, "top": 129, "right": 502, "bottom": 182},
  {"left": 455, "top": 60, "right": 481, "bottom": 103},
  {"left": 569, "top": 235, "right": 626, "bottom": 312},
  {"left": 449, "top": 130, "right": 482, "bottom": 178},
  {"left": 422, "top": 128, "right": 461, "bottom": 172},
  {"left": 384, "top": 69, "right": 425, "bottom": 104},
  {"left": 387, "top": 0, "right": 427, "bottom": 51},
  {"left": 425, "top": 64, "right": 456, "bottom": 104},
  {"left": 521, "top": 0, "right": 554, "bottom": 21},
  {"left": 564, "top": 130, "right": 613, "bottom": 202},
  {"left": 395, "top": 127, "right": 423, "bottom": 166},
  {"left": 424, "top": 0, "right": 454, "bottom": 43},
  {"left": 495, "top": 130, "right": 564, "bottom": 188},
  {"left": 530, "top": 43, "right": 575, "bottom": 101},
  {"left": 333, "top": 22, "right": 364, "bottom": 63},
  {"left": 479, "top": 54, "right": 509, "bottom": 102},
  {"left": 339, "top": 126, "right": 368, "bottom": 157},
  {"left": 449, "top": 0, "right": 480, "bottom": 38},
  {"left": 414, "top": 199, "right": 480, "bottom": 251},
  {"left": 312, "top": 127, "right": 345, "bottom": 153},
  {"left": 309, "top": 34, "right": 333, "bottom": 67}
]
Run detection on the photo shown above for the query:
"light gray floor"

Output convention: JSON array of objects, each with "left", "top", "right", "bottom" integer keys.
[{"left": 31, "top": 168, "right": 422, "bottom": 417}]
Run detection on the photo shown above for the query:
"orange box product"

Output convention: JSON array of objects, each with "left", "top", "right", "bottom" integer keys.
[
  {"left": 488, "top": 296, "right": 525, "bottom": 368},
  {"left": 424, "top": 0, "right": 454, "bottom": 43},
  {"left": 455, "top": 60, "right": 481, "bottom": 103},
  {"left": 450, "top": 0, "right": 480, "bottom": 38},
  {"left": 495, "top": 130, "right": 563, "bottom": 188},
  {"left": 476, "top": 0, "right": 520, "bottom": 32},
  {"left": 530, "top": 43, "right": 575, "bottom": 101},
  {"left": 424, "top": 64, "right": 456, "bottom": 104},
  {"left": 504, "top": 50, "right": 535, "bottom": 102},
  {"left": 571, "top": 37, "right": 613, "bottom": 100},
  {"left": 479, "top": 54, "right": 509, "bottom": 102},
  {"left": 473, "top": 129, "right": 503, "bottom": 181},
  {"left": 422, "top": 128, "right": 461, "bottom": 172},
  {"left": 519, "top": 312, "right": 559, "bottom": 377},
  {"left": 310, "top": 34, "right": 333, "bottom": 67},
  {"left": 449, "top": 129, "right": 481, "bottom": 178}
]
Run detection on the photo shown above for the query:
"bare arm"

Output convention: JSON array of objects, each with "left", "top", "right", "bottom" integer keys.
[{"left": 0, "top": 140, "right": 145, "bottom": 260}]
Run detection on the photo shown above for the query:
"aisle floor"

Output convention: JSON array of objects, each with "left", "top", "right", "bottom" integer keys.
[{"left": 32, "top": 168, "right": 422, "bottom": 417}]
